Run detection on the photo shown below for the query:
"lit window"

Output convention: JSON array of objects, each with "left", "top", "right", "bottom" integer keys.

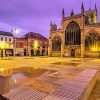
[{"left": 52, "top": 37, "right": 61, "bottom": 51}]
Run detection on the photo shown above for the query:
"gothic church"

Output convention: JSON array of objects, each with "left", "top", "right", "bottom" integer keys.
[{"left": 48, "top": 3, "right": 100, "bottom": 57}]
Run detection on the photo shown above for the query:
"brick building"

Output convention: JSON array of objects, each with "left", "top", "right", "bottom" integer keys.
[{"left": 15, "top": 32, "right": 48, "bottom": 56}]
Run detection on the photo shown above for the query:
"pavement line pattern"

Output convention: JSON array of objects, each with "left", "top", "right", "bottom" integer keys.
[{"left": 3, "top": 86, "right": 48, "bottom": 100}]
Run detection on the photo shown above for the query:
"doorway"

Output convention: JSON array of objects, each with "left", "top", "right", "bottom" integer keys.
[
  {"left": 24, "top": 49, "right": 27, "bottom": 56},
  {"left": 71, "top": 49, "right": 75, "bottom": 57},
  {"left": 31, "top": 50, "right": 34, "bottom": 56}
]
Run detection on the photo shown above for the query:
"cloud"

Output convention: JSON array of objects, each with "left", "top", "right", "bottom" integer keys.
[
  {"left": 0, "top": 0, "right": 100, "bottom": 38},
  {"left": 0, "top": 22, "right": 28, "bottom": 37},
  {"left": 0, "top": 22, "right": 12, "bottom": 32}
]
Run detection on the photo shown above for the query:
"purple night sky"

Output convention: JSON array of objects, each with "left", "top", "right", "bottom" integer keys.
[{"left": 0, "top": 0, "right": 100, "bottom": 38}]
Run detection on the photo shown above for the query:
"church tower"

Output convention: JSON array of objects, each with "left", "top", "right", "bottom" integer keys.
[
  {"left": 50, "top": 22, "right": 57, "bottom": 31},
  {"left": 84, "top": 4, "right": 98, "bottom": 24}
]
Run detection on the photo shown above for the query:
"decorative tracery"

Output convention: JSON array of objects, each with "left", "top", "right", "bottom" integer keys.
[
  {"left": 65, "top": 21, "right": 81, "bottom": 45},
  {"left": 52, "top": 36, "right": 61, "bottom": 51},
  {"left": 85, "top": 32, "right": 100, "bottom": 51}
]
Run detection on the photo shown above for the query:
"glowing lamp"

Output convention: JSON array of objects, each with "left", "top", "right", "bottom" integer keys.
[
  {"left": 0, "top": 68, "right": 5, "bottom": 74},
  {"left": 0, "top": 68, "right": 5, "bottom": 72},
  {"left": 33, "top": 41, "right": 39, "bottom": 50},
  {"left": 15, "top": 29, "right": 20, "bottom": 35}
]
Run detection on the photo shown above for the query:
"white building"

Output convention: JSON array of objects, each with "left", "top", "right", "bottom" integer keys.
[{"left": 0, "top": 31, "right": 14, "bottom": 56}]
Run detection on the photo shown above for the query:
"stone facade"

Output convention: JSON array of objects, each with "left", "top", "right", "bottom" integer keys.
[{"left": 48, "top": 3, "right": 100, "bottom": 57}]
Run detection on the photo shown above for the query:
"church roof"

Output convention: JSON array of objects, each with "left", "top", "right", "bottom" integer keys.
[
  {"left": 64, "top": 13, "right": 83, "bottom": 20},
  {"left": 64, "top": 9, "right": 96, "bottom": 20},
  {"left": 84, "top": 9, "right": 96, "bottom": 16},
  {"left": 85, "top": 23, "right": 100, "bottom": 27}
]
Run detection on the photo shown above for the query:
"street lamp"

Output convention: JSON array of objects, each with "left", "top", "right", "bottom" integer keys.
[
  {"left": 33, "top": 41, "right": 38, "bottom": 49},
  {"left": 12, "top": 27, "right": 19, "bottom": 56}
]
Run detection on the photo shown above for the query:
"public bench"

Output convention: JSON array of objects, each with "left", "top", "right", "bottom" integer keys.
[{"left": 42, "top": 69, "right": 98, "bottom": 100}]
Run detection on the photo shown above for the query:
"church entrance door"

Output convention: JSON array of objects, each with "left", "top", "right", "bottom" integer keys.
[{"left": 71, "top": 49, "right": 75, "bottom": 57}]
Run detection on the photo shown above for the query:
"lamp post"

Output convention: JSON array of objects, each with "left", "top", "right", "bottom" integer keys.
[
  {"left": 1, "top": 49, "right": 3, "bottom": 58},
  {"left": 0, "top": 42, "right": 5, "bottom": 58},
  {"left": 12, "top": 27, "right": 19, "bottom": 56},
  {"left": 0, "top": 43, "right": 3, "bottom": 58}
]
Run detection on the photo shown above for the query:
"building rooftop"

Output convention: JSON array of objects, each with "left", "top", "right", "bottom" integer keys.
[
  {"left": 23, "top": 32, "right": 48, "bottom": 41},
  {"left": 0, "top": 31, "right": 13, "bottom": 37},
  {"left": 64, "top": 9, "right": 96, "bottom": 20}
]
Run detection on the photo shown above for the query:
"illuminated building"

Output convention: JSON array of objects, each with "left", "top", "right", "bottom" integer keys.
[
  {"left": 0, "top": 31, "right": 13, "bottom": 56},
  {"left": 48, "top": 3, "right": 100, "bottom": 57},
  {"left": 15, "top": 32, "right": 48, "bottom": 56}
]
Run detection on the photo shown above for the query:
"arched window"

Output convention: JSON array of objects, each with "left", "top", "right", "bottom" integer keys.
[
  {"left": 85, "top": 16, "right": 89, "bottom": 25},
  {"left": 1, "top": 37, "right": 3, "bottom": 41},
  {"left": 91, "top": 15, "right": 94, "bottom": 23},
  {"left": 85, "top": 32, "right": 100, "bottom": 51},
  {"left": 65, "top": 21, "right": 81, "bottom": 45},
  {"left": 5, "top": 37, "right": 7, "bottom": 41},
  {"left": 52, "top": 37, "right": 61, "bottom": 51}
]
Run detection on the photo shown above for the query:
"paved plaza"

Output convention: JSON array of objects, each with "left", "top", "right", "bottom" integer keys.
[
  {"left": 0, "top": 56, "right": 100, "bottom": 72},
  {"left": 0, "top": 56, "right": 100, "bottom": 100}
]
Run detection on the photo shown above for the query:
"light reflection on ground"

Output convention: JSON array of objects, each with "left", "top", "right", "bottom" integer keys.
[
  {"left": 52, "top": 62, "right": 81, "bottom": 66},
  {"left": 9, "top": 69, "right": 55, "bottom": 90}
]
